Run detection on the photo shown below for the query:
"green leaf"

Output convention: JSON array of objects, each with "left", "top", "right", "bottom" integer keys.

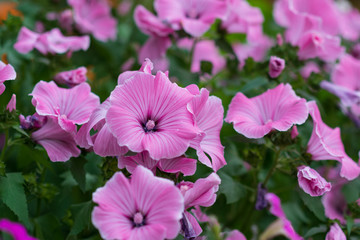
[
  {"left": 69, "top": 201, "right": 93, "bottom": 236},
  {"left": 299, "top": 191, "right": 326, "bottom": 221},
  {"left": 69, "top": 157, "right": 87, "bottom": 193},
  {"left": 200, "top": 61, "right": 213, "bottom": 75},
  {"left": 218, "top": 172, "right": 246, "bottom": 204},
  {"left": 342, "top": 178, "right": 360, "bottom": 203},
  {"left": 346, "top": 215, "right": 354, "bottom": 236},
  {"left": 0, "top": 173, "right": 30, "bottom": 228},
  {"left": 303, "top": 225, "right": 327, "bottom": 238}
]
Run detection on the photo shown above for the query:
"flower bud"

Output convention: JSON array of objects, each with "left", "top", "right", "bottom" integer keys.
[{"left": 269, "top": 56, "right": 285, "bottom": 78}]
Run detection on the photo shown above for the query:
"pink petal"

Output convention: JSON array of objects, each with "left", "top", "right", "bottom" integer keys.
[
  {"left": 226, "top": 230, "right": 247, "bottom": 240},
  {"left": 325, "top": 223, "right": 346, "bottom": 240},
  {"left": 0, "top": 219, "right": 37, "bottom": 240},
  {"left": 159, "top": 157, "right": 197, "bottom": 176}
]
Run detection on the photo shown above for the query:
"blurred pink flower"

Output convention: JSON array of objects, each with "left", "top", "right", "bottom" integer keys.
[
  {"left": 59, "top": 9, "right": 74, "bottom": 33},
  {"left": 92, "top": 166, "right": 184, "bottom": 240},
  {"left": 300, "top": 62, "right": 320, "bottom": 79},
  {"left": 31, "top": 81, "right": 100, "bottom": 132},
  {"left": 6, "top": 94, "right": 16, "bottom": 112},
  {"left": 326, "top": 223, "right": 346, "bottom": 240},
  {"left": 291, "top": 126, "right": 299, "bottom": 139},
  {"left": 307, "top": 101, "right": 360, "bottom": 180},
  {"left": 332, "top": 54, "right": 360, "bottom": 91},
  {"left": 225, "top": 83, "right": 308, "bottom": 139},
  {"left": 54, "top": 67, "right": 87, "bottom": 87},
  {"left": 186, "top": 85, "right": 226, "bottom": 171},
  {"left": 117, "top": 58, "right": 153, "bottom": 85},
  {"left": 76, "top": 99, "right": 128, "bottom": 157},
  {"left": 226, "top": 230, "right": 247, "bottom": 240},
  {"left": 268, "top": 56, "right": 285, "bottom": 78},
  {"left": 322, "top": 181, "right": 347, "bottom": 224},
  {"left": 0, "top": 219, "right": 36, "bottom": 240},
  {"left": 118, "top": 151, "right": 197, "bottom": 176},
  {"left": 154, "top": 0, "right": 227, "bottom": 37},
  {"left": 32, "top": 117, "right": 80, "bottom": 162},
  {"left": 68, "top": 0, "right": 117, "bottom": 41},
  {"left": 0, "top": 60, "right": 16, "bottom": 95},
  {"left": 139, "top": 37, "right": 171, "bottom": 72},
  {"left": 106, "top": 71, "right": 198, "bottom": 160},
  {"left": 14, "top": 27, "right": 90, "bottom": 55},
  {"left": 297, "top": 165, "right": 331, "bottom": 197}
]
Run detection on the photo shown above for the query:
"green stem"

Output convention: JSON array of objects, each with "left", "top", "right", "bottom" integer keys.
[
  {"left": 189, "top": 38, "right": 199, "bottom": 70},
  {"left": 263, "top": 147, "right": 281, "bottom": 186},
  {"left": 0, "top": 129, "right": 9, "bottom": 176}
]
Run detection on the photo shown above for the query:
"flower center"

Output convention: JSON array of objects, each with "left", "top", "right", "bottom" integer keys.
[
  {"left": 133, "top": 212, "right": 145, "bottom": 227},
  {"left": 144, "top": 120, "right": 156, "bottom": 132}
]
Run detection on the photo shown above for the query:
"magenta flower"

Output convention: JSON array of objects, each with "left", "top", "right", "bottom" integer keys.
[
  {"left": 268, "top": 56, "right": 285, "bottom": 78},
  {"left": 92, "top": 166, "right": 184, "bottom": 240},
  {"left": 0, "top": 61, "right": 16, "bottom": 95},
  {"left": 225, "top": 83, "right": 308, "bottom": 139},
  {"left": 68, "top": 0, "right": 117, "bottom": 42},
  {"left": 297, "top": 166, "right": 332, "bottom": 197},
  {"left": 20, "top": 113, "right": 46, "bottom": 130},
  {"left": 118, "top": 151, "right": 197, "bottom": 176},
  {"left": 6, "top": 94, "right": 16, "bottom": 112},
  {"left": 106, "top": 71, "right": 198, "bottom": 160},
  {"left": 32, "top": 117, "right": 80, "bottom": 162},
  {"left": 264, "top": 193, "right": 302, "bottom": 240},
  {"left": 186, "top": 85, "right": 226, "bottom": 171},
  {"left": 326, "top": 223, "right": 346, "bottom": 240},
  {"left": 307, "top": 101, "right": 360, "bottom": 180},
  {"left": 0, "top": 219, "right": 36, "bottom": 240},
  {"left": 54, "top": 67, "right": 87, "bottom": 87},
  {"left": 154, "top": 0, "right": 227, "bottom": 37},
  {"left": 226, "top": 230, "right": 247, "bottom": 240},
  {"left": 14, "top": 27, "right": 90, "bottom": 55},
  {"left": 139, "top": 37, "right": 171, "bottom": 72},
  {"left": 31, "top": 81, "right": 100, "bottom": 132},
  {"left": 76, "top": 99, "right": 128, "bottom": 157}
]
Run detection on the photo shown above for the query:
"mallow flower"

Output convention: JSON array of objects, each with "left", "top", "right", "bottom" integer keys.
[
  {"left": 325, "top": 223, "right": 346, "bottom": 240},
  {"left": 31, "top": 81, "right": 100, "bottom": 132},
  {"left": 106, "top": 71, "right": 198, "bottom": 160},
  {"left": 307, "top": 101, "right": 360, "bottom": 180},
  {"left": 0, "top": 219, "right": 37, "bottom": 240},
  {"left": 92, "top": 166, "right": 184, "bottom": 240},
  {"left": 297, "top": 165, "right": 332, "bottom": 197},
  {"left": 0, "top": 60, "right": 16, "bottom": 95},
  {"left": 54, "top": 67, "right": 87, "bottom": 87},
  {"left": 268, "top": 56, "right": 285, "bottom": 78},
  {"left": 6, "top": 94, "right": 16, "bottom": 112},
  {"left": 225, "top": 83, "right": 308, "bottom": 139}
]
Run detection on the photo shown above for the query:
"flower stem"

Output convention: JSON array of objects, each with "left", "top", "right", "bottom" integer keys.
[
  {"left": 263, "top": 147, "right": 282, "bottom": 186},
  {"left": 0, "top": 129, "right": 9, "bottom": 176}
]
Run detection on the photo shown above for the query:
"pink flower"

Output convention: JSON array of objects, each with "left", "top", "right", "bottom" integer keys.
[
  {"left": 76, "top": 99, "right": 128, "bottom": 157},
  {"left": 54, "top": 67, "right": 87, "bottom": 87},
  {"left": 6, "top": 94, "right": 16, "bottom": 112},
  {"left": 31, "top": 81, "right": 100, "bottom": 132},
  {"left": 32, "top": 117, "right": 80, "bottom": 162},
  {"left": 264, "top": 193, "right": 302, "bottom": 240},
  {"left": 106, "top": 71, "right": 198, "bottom": 160},
  {"left": 92, "top": 166, "right": 184, "bottom": 240},
  {"left": 268, "top": 56, "right": 285, "bottom": 78},
  {"left": 300, "top": 62, "right": 320, "bottom": 79},
  {"left": 186, "top": 85, "right": 226, "bottom": 171},
  {"left": 325, "top": 223, "right": 346, "bottom": 240},
  {"left": 117, "top": 58, "right": 153, "bottom": 85},
  {"left": 332, "top": 54, "right": 360, "bottom": 91},
  {"left": 134, "top": 5, "right": 174, "bottom": 37},
  {"left": 154, "top": 0, "right": 227, "bottom": 37},
  {"left": 68, "top": 0, "right": 117, "bottom": 42},
  {"left": 139, "top": 37, "right": 171, "bottom": 72},
  {"left": 297, "top": 166, "right": 332, "bottom": 197},
  {"left": 291, "top": 126, "right": 299, "bottom": 139},
  {"left": 225, "top": 83, "right": 308, "bottom": 139},
  {"left": 307, "top": 101, "right": 360, "bottom": 180},
  {"left": 226, "top": 230, "right": 247, "bottom": 240},
  {"left": 222, "top": 0, "right": 264, "bottom": 41},
  {"left": 118, "top": 151, "right": 197, "bottom": 176},
  {"left": 0, "top": 61, "right": 16, "bottom": 95},
  {"left": 0, "top": 219, "right": 36, "bottom": 240},
  {"left": 14, "top": 27, "right": 90, "bottom": 55},
  {"left": 59, "top": 9, "right": 74, "bottom": 33}
]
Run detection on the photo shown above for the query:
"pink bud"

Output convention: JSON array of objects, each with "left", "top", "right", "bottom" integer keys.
[
  {"left": 6, "top": 94, "right": 16, "bottom": 112},
  {"left": 291, "top": 126, "right": 299, "bottom": 139},
  {"left": 297, "top": 166, "right": 332, "bottom": 197},
  {"left": 276, "top": 33, "right": 283, "bottom": 46},
  {"left": 325, "top": 223, "right": 346, "bottom": 240},
  {"left": 269, "top": 56, "right": 285, "bottom": 78}
]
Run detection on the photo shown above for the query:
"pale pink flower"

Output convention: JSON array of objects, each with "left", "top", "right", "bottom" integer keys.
[
  {"left": 225, "top": 83, "right": 308, "bottom": 139},
  {"left": 300, "top": 62, "right": 320, "bottom": 79},
  {"left": 186, "top": 85, "right": 226, "bottom": 171},
  {"left": 14, "top": 27, "right": 90, "bottom": 55},
  {"left": 31, "top": 81, "right": 100, "bottom": 132},
  {"left": 68, "top": 0, "right": 117, "bottom": 41},
  {"left": 0, "top": 219, "right": 37, "bottom": 240},
  {"left": 0, "top": 61, "right": 16, "bottom": 95},
  {"left": 222, "top": 0, "right": 264, "bottom": 41},
  {"left": 139, "top": 37, "right": 171, "bottom": 72},
  {"left": 307, "top": 101, "right": 360, "bottom": 180},
  {"left": 92, "top": 166, "right": 184, "bottom": 240},
  {"left": 332, "top": 54, "right": 360, "bottom": 91},
  {"left": 226, "top": 230, "right": 247, "bottom": 240},
  {"left": 76, "top": 99, "right": 128, "bottom": 157},
  {"left": 268, "top": 56, "right": 285, "bottom": 78},
  {"left": 106, "top": 71, "right": 198, "bottom": 160},
  {"left": 118, "top": 151, "right": 197, "bottom": 176},
  {"left": 154, "top": 0, "right": 227, "bottom": 37},
  {"left": 264, "top": 193, "right": 303, "bottom": 240},
  {"left": 297, "top": 166, "right": 332, "bottom": 197},
  {"left": 32, "top": 117, "right": 80, "bottom": 162},
  {"left": 54, "top": 67, "right": 87, "bottom": 87},
  {"left": 326, "top": 223, "right": 346, "bottom": 240},
  {"left": 6, "top": 94, "right": 16, "bottom": 112}
]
